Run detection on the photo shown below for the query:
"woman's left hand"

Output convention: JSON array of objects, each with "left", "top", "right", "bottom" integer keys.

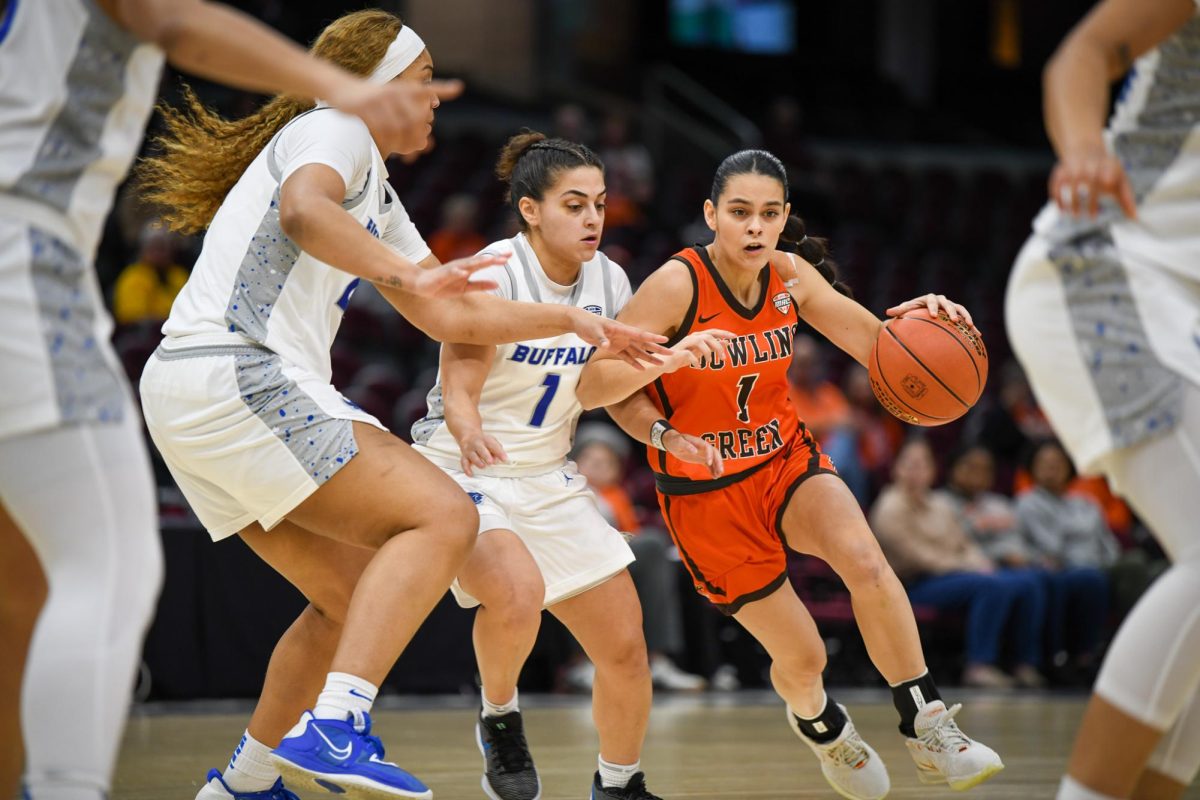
[{"left": 886, "top": 293, "right": 975, "bottom": 330}]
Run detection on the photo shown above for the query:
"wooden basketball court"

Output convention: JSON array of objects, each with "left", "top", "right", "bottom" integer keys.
[{"left": 112, "top": 690, "right": 1200, "bottom": 799}]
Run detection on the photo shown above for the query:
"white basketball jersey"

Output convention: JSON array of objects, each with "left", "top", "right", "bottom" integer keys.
[
  {"left": 0, "top": 0, "right": 163, "bottom": 439},
  {"left": 161, "top": 108, "right": 430, "bottom": 381},
  {"left": 0, "top": 0, "right": 164, "bottom": 260},
  {"left": 413, "top": 233, "right": 632, "bottom": 476},
  {"left": 1034, "top": 6, "right": 1200, "bottom": 278}
]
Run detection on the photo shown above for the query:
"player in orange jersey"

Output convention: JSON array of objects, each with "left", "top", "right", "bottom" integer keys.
[{"left": 580, "top": 149, "right": 1004, "bottom": 800}]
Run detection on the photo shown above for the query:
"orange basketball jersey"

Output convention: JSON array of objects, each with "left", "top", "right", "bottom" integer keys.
[{"left": 647, "top": 245, "right": 804, "bottom": 493}]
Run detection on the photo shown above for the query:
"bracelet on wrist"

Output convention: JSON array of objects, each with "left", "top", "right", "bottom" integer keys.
[{"left": 649, "top": 418, "right": 675, "bottom": 451}]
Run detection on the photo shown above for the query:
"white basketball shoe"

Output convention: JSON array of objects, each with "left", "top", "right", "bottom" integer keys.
[
  {"left": 788, "top": 704, "right": 890, "bottom": 800},
  {"left": 905, "top": 700, "right": 1004, "bottom": 790}
]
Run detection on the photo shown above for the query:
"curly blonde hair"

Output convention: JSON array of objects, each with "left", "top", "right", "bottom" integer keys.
[{"left": 136, "top": 9, "right": 404, "bottom": 235}]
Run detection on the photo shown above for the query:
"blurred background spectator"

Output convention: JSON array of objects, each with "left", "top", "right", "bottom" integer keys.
[
  {"left": 427, "top": 194, "right": 488, "bottom": 263},
  {"left": 1015, "top": 439, "right": 1117, "bottom": 682},
  {"left": 112, "top": 222, "right": 189, "bottom": 326},
  {"left": 871, "top": 438, "right": 1045, "bottom": 689}
]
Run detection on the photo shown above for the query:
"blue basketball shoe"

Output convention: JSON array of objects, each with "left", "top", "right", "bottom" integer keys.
[
  {"left": 194, "top": 769, "right": 299, "bottom": 800},
  {"left": 270, "top": 710, "right": 432, "bottom": 799}
]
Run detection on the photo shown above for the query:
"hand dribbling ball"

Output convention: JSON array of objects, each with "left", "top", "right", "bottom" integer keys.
[{"left": 869, "top": 310, "right": 988, "bottom": 426}]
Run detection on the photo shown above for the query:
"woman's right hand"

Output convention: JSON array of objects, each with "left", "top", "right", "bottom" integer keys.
[
  {"left": 402, "top": 252, "right": 507, "bottom": 298},
  {"left": 1050, "top": 145, "right": 1138, "bottom": 219},
  {"left": 663, "top": 430, "right": 724, "bottom": 478},
  {"left": 458, "top": 430, "right": 508, "bottom": 477},
  {"left": 666, "top": 330, "right": 736, "bottom": 372}
]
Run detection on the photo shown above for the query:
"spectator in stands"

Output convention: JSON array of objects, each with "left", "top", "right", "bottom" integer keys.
[
  {"left": 597, "top": 112, "right": 655, "bottom": 230},
  {"left": 788, "top": 334, "right": 869, "bottom": 503},
  {"left": 939, "top": 444, "right": 1029, "bottom": 569},
  {"left": 1016, "top": 439, "right": 1117, "bottom": 680},
  {"left": 842, "top": 364, "right": 904, "bottom": 494},
  {"left": 968, "top": 360, "right": 1055, "bottom": 492},
  {"left": 572, "top": 423, "right": 706, "bottom": 692},
  {"left": 872, "top": 438, "right": 1046, "bottom": 689},
  {"left": 112, "top": 221, "right": 189, "bottom": 325},
  {"left": 428, "top": 194, "right": 487, "bottom": 264}
]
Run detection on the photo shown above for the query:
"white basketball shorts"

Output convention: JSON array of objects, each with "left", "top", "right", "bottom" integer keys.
[
  {"left": 444, "top": 462, "right": 635, "bottom": 609},
  {"left": 139, "top": 342, "right": 387, "bottom": 540},
  {"left": 1006, "top": 229, "right": 1200, "bottom": 476}
]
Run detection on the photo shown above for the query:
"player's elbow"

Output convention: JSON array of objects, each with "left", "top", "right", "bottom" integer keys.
[
  {"left": 575, "top": 380, "right": 603, "bottom": 411},
  {"left": 278, "top": 196, "right": 319, "bottom": 245},
  {"left": 124, "top": 0, "right": 199, "bottom": 51}
]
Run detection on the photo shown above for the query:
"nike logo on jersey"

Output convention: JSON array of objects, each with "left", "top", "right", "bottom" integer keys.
[
  {"left": 313, "top": 726, "right": 354, "bottom": 761},
  {"left": 698, "top": 312, "right": 721, "bottom": 324}
]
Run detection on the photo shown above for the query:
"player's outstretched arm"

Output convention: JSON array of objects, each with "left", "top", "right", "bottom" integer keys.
[
  {"left": 779, "top": 252, "right": 975, "bottom": 368},
  {"left": 279, "top": 164, "right": 504, "bottom": 295},
  {"left": 1043, "top": 0, "right": 1194, "bottom": 218},
  {"left": 605, "top": 392, "right": 724, "bottom": 479},
  {"left": 577, "top": 261, "right": 731, "bottom": 410},
  {"left": 97, "top": 0, "right": 462, "bottom": 143},
  {"left": 440, "top": 343, "right": 507, "bottom": 477},
  {"left": 381, "top": 281, "right": 669, "bottom": 356},
  {"left": 777, "top": 252, "right": 883, "bottom": 368}
]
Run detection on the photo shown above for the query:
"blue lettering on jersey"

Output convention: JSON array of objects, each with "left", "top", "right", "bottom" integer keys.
[
  {"left": 366, "top": 218, "right": 380, "bottom": 238},
  {"left": 468, "top": 492, "right": 485, "bottom": 505},
  {"left": 335, "top": 278, "right": 361, "bottom": 311},
  {"left": 584, "top": 304, "right": 603, "bottom": 315},
  {"left": 508, "top": 345, "right": 596, "bottom": 365}
]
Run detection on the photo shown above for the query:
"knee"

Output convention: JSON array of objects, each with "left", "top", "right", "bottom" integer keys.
[
  {"left": 834, "top": 538, "right": 893, "bottom": 590},
  {"left": 771, "top": 648, "right": 827, "bottom": 684},
  {"left": 481, "top": 579, "right": 544, "bottom": 630},
  {"left": 437, "top": 490, "right": 479, "bottom": 557},
  {"left": 593, "top": 627, "right": 650, "bottom": 679},
  {"left": 309, "top": 575, "right": 359, "bottom": 626}
]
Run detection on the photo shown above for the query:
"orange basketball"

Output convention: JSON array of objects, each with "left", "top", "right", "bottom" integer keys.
[{"left": 869, "top": 310, "right": 988, "bottom": 426}]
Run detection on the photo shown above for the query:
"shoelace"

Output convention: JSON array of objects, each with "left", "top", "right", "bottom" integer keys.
[
  {"left": 824, "top": 732, "right": 871, "bottom": 769},
  {"left": 921, "top": 703, "right": 972, "bottom": 752},
  {"left": 486, "top": 720, "right": 534, "bottom": 772},
  {"left": 348, "top": 710, "right": 395, "bottom": 767}
]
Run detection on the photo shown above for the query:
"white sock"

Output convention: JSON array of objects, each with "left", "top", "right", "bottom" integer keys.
[
  {"left": 598, "top": 756, "right": 641, "bottom": 789},
  {"left": 482, "top": 687, "right": 520, "bottom": 718},
  {"left": 312, "top": 672, "right": 378, "bottom": 720},
  {"left": 221, "top": 730, "right": 279, "bottom": 793},
  {"left": 1056, "top": 775, "right": 1121, "bottom": 800}
]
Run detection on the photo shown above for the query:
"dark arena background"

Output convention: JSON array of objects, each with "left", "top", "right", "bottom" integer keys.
[{"left": 56, "top": 0, "right": 1194, "bottom": 797}]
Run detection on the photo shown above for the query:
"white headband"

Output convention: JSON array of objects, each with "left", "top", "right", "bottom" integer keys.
[{"left": 368, "top": 27, "right": 426, "bottom": 85}]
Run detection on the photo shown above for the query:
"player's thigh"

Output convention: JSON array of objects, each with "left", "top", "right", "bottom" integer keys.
[
  {"left": 734, "top": 580, "right": 826, "bottom": 672},
  {"left": 550, "top": 570, "right": 646, "bottom": 665},
  {"left": 286, "top": 421, "right": 478, "bottom": 551},
  {"left": 240, "top": 519, "right": 374, "bottom": 623},
  {"left": 780, "top": 473, "right": 889, "bottom": 580},
  {"left": 457, "top": 529, "right": 545, "bottom": 613}
]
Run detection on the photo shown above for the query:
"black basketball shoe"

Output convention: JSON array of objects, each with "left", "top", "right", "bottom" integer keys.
[
  {"left": 476, "top": 710, "right": 540, "bottom": 800},
  {"left": 589, "top": 771, "right": 663, "bottom": 800}
]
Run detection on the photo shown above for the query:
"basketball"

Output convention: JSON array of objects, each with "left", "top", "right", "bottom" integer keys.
[{"left": 869, "top": 310, "right": 988, "bottom": 426}]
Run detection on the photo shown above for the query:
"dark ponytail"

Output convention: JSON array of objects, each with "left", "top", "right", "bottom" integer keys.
[
  {"left": 496, "top": 129, "right": 604, "bottom": 229},
  {"left": 711, "top": 149, "right": 851, "bottom": 297},
  {"left": 779, "top": 214, "right": 852, "bottom": 298}
]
